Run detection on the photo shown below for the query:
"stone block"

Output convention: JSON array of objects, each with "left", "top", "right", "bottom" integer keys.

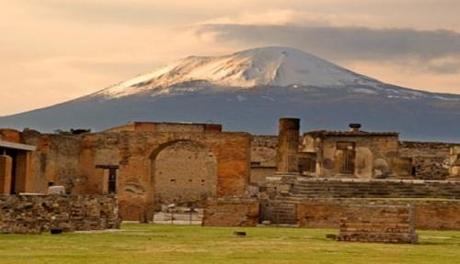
[{"left": 337, "top": 204, "right": 418, "bottom": 244}]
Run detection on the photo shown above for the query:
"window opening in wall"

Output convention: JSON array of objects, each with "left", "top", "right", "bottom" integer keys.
[
  {"left": 95, "top": 165, "right": 119, "bottom": 194},
  {"left": 337, "top": 142, "right": 356, "bottom": 174},
  {"left": 108, "top": 168, "right": 117, "bottom": 194},
  {"left": 298, "top": 154, "right": 316, "bottom": 173}
]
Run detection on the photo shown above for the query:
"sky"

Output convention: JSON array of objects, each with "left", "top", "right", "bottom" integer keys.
[{"left": 1, "top": 0, "right": 459, "bottom": 116}]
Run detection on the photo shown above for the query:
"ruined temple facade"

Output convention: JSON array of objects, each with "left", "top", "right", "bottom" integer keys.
[
  {"left": 301, "top": 124, "right": 413, "bottom": 178},
  {"left": 2, "top": 118, "right": 460, "bottom": 226},
  {"left": 0, "top": 122, "right": 251, "bottom": 221},
  {"left": 259, "top": 118, "right": 414, "bottom": 182}
]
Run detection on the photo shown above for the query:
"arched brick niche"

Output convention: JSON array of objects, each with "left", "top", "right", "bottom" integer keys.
[{"left": 150, "top": 140, "right": 218, "bottom": 207}]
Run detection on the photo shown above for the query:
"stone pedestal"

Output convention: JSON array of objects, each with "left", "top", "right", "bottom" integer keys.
[{"left": 0, "top": 154, "right": 12, "bottom": 194}]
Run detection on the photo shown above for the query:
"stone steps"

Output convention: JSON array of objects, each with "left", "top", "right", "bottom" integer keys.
[{"left": 289, "top": 180, "right": 460, "bottom": 199}]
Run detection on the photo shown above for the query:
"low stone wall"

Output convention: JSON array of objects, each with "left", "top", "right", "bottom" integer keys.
[
  {"left": 0, "top": 195, "right": 120, "bottom": 234},
  {"left": 267, "top": 177, "right": 460, "bottom": 199},
  {"left": 202, "top": 198, "right": 259, "bottom": 227},
  {"left": 295, "top": 198, "right": 460, "bottom": 230},
  {"left": 337, "top": 204, "right": 418, "bottom": 244}
]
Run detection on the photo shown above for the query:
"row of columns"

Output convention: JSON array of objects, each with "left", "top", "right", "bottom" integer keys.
[{"left": 0, "top": 151, "right": 32, "bottom": 194}]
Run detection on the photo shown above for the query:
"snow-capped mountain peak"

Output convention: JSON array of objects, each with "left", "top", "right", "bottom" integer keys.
[
  {"left": 3, "top": 46, "right": 460, "bottom": 141},
  {"left": 97, "top": 47, "right": 376, "bottom": 98}
]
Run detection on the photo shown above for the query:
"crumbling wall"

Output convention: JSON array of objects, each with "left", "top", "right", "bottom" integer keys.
[
  {"left": 0, "top": 195, "right": 120, "bottom": 234},
  {"left": 202, "top": 198, "right": 259, "bottom": 227},
  {"left": 251, "top": 136, "right": 277, "bottom": 167},
  {"left": 21, "top": 131, "right": 83, "bottom": 194},
  {"left": 0, "top": 129, "right": 21, "bottom": 143},
  {"left": 251, "top": 137, "right": 455, "bottom": 180},
  {"left": 250, "top": 136, "right": 277, "bottom": 185},
  {"left": 105, "top": 122, "right": 222, "bottom": 133},
  {"left": 337, "top": 204, "right": 417, "bottom": 243},
  {"left": 400, "top": 141, "right": 459, "bottom": 180},
  {"left": 20, "top": 128, "right": 251, "bottom": 221},
  {"left": 81, "top": 131, "right": 251, "bottom": 221},
  {"left": 310, "top": 135, "right": 404, "bottom": 178}
]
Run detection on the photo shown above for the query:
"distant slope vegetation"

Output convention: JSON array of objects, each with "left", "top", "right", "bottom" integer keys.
[{"left": 1, "top": 47, "right": 460, "bottom": 142}]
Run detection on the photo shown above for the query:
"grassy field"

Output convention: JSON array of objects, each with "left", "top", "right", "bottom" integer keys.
[{"left": 0, "top": 224, "right": 460, "bottom": 264}]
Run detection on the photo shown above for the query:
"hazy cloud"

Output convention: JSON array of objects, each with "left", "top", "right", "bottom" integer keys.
[{"left": 198, "top": 24, "right": 460, "bottom": 73}]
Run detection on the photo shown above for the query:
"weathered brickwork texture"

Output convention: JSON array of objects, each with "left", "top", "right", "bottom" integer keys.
[
  {"left": 18, "top": 129, "right": 251, "bottom": 221},
  {"left": 202, "top": 198, "right": 259, "bottom": 227},
  {"left": 0, "top": 195, "right": 120, "bottom": 234},
  {"left": 337, "top": 204, "right": 418, "bottom": 243},
  {"left": 295, "top": 198, "right": 460, "bottom": 230},
  {"left": 400, "top": 141, "right": 459, "bottom": 180}
]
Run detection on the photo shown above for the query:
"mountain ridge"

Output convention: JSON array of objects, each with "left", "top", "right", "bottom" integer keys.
[{"left": 1, "top": 46, "right": 460, "bottom": 142}]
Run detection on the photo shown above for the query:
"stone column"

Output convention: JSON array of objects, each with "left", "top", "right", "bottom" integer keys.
[
  {"left": 15, "top": 151, "right": 32, "bottom": 193},
  {"left": 0, "top": 154, "right": 13, "bottom": 194},
  {"left": 276, "top": 118, "right": 300, "bottom": 174}
]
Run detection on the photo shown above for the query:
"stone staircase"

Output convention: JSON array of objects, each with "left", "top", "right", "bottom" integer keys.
[
  {"left": 260, "top": 176, "right": 460, "bottom": 227},
  {"left": 289, "top": 178, "right": 460, "bottom": 199}
]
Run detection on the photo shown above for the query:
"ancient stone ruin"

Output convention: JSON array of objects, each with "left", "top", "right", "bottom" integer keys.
[
  {"left": 0, "top": 195, "right": 120, "bottom": 234},
  {"left": 337, "top": 204, "right": 418, "bottom": 244},
  {"left": 1, "top": 118, "right": 460, "bottom": 239}
]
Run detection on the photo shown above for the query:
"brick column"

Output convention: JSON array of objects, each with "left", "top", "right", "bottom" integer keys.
[
  {"left": 0, "top": 154, "right": 13, "bottom": 194},
  {"left": 276, "top": 118, "right": 300, "bottom": 174}
]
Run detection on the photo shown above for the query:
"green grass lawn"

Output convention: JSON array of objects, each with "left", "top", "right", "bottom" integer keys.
[{"left": 0, "top": 224, "right": 460, "bottom": 264}]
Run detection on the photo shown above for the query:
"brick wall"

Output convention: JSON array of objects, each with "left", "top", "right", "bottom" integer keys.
[
  {"left": 153, "top": 140, "right": 217, "bottom": 206},
  {"left": 21, "top": 129, "right": 251, "bottom": 221},
  {"left": 295, "top": 198, "right": 460, "bottom": 230},
  {"left": 0, "top": 195, "right": 120, "bottom": 234},
  {"left": 202, "top": 198, "right": 259, "bottom": 227},
  {"left": 337, "top": 204, "right": 418, "bottom": 243}
]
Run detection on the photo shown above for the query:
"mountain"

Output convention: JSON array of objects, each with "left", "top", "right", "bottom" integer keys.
[{"left": 1, "top": 47, "right": 460, "bottom": 141}]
